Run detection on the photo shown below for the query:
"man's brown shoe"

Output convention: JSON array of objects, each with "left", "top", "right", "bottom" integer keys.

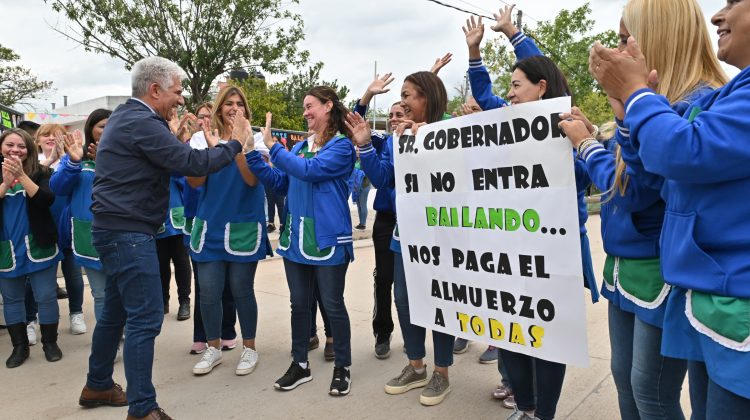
[
  {"left": 126, "top": 408, "right": 173, "bottom": 419},
  {"left": 79, "top": 383, "right": 128, "bottom": 407}
]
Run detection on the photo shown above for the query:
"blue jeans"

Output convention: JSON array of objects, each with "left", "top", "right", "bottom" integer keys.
[
  {"left": 393, "top": 252, "right": 454, "bottom": 367},
  {"left": 688, "top": 361, "right": 750, "bottom": 420},
  {"left": 86, "top": 229, "right": 163, "bottom": 418},
  {"left": 609, "top": 303, "right": 687, "bottom": 420},
  {"left": 1, "top": 265, "right": 59, "bottom": 325},
  {"left": 500, "top": 349, "right": 566, "bottom": 420},
  {"left": 283, "top": 258, "right": 351, "bottom": 367},
  {"left": 310, "top": 280, "right": 331, "bottom": 337},
  {"left": 25, "top": 248, "right": 84, "bottom": 321},
  {"left": 191, "top": 258, "right": 237, "bottom": 342},
  {"left": 195, "top": 261, "right": 258, "bottom": 341},
  {"left": 356, "top": 186, "right": 371, "bottom": 226},
  {"left": 84, "top": 267, "right": 107, "bottom": 322}
]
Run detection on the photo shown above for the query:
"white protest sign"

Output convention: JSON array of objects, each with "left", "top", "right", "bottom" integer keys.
[{"left": 394, "top": 97, "right": 589, "bottom": 366}]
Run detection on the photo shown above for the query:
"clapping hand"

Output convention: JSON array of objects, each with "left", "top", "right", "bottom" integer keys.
[
  {"left": 430, "top": 53, "right": 453, "bottom": 75},
  {"left": 202, "top": 121, "right": 221, "bottom": 148},
  {"left": 260, "top": 112, "right": 276, "bottom": 150},
  {"left": 2, "top": 157, "right": 16, "bottom": 185},
  {"left": 231, "top": 116, "right": 254, "bottom": 153},
  {"left": 344, "top": 112, "right": 373, "bottom": 147},
  {"left": 87, "top": 141, "right": 98, "bottom": 161},
  {"left": 59, "top": 132, "right": 84, "bottom": 162},
  {"left": 2, "top": 155, "right": 24, "bottom": 179}
]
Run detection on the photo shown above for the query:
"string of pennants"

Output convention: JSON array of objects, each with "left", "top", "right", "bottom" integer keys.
[{"left": 24, "top": 112, "right": 90, "bottom": 121}]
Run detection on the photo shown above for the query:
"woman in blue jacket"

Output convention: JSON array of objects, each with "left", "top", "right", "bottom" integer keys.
[
  {"left": 589, "top": 0, "right": 750, "bottom": 416},
  {"left": 560, "top": 1, "right": 727, "bottom": 418},
  {"left": 50, "top": 109, "right": 112, "bottom": 325},
  {"left": 246, "top": 86, "right": 356, "bottom": 397},
  {"left": 347, "top": 71, "right": 457, "bottom": 407},
  {"left": 462, "top": 8, "right": 597, "bottom": 420},
  {"left": 0, "top": 129, "right": 63, "bottom": 368},
  {"left": 187, "top": 86, "right": 271, "bottom": 377}
]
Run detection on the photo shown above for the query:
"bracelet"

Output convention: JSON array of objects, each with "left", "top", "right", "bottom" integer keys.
[
  {"left": 576, "top": 137, "right": 598, "bottom": 156},
  {"left": 590, "top": 124, "right": 599, "bottom": 138}
]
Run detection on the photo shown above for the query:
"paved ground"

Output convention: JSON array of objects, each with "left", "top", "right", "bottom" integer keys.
[{"left": 0, "top": 209, "right": 691, "bottom": 419}]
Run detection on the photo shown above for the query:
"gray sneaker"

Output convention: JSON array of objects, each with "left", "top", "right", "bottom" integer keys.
[
  {"left": 419, "top": 371, "right": 451, "bottom": 406},
  {"left": 506, "top": 410, "right": 540, "bottom": 420},
  {"left": 453, "top": 338, "right": 469, "bottom": 354},
  {"left": 374, "top": 335, "right": 391, "bottom": 359},
  {"left": 384, "top": 364, "right": 429, "bottom": 395}
]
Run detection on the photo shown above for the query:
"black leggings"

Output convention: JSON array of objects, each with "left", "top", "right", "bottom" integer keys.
[{"left": 156, "top": 235, "right": 192, "bottom": 305}]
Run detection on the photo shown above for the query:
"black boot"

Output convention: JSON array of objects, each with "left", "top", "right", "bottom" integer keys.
[
  {"left": 40, "top": 323, "right": 63, "bottom": 362},
  {"left": 6, "top": 323, "right": 30, "bottom": 368}
]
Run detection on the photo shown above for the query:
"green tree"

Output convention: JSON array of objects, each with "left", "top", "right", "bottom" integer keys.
[
  {"left": 48, "top": 0, "right": 308, "bottom": 109},
  {"left": 480, "top": 3, "right": 618, "bottom": 124},
  {"left": 0, "top": 44, "right": 53, "bottom": 106},
  {"left": 236, "top": 62, "right": 350, "bottom": 131}
]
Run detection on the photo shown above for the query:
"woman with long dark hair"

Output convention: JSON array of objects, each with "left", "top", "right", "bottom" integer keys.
[
  {"left": 347, "top": 71, "right": 458, "bottom": 406},
  {"left": 247, "top": 86, "right": 356, "bottom": 396}
]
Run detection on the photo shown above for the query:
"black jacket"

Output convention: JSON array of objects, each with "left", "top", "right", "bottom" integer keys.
[{"left": 91, "top": 99, "right": 242, "bottom": 235}]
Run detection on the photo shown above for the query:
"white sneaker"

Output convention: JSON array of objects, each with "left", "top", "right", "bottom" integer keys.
[
  {"left": 70, "top": 313, "right": 87, "bottom": 335},
  {"left": 193, "top": 346, "right": 222, "bottom": 375},
  {"left": 27, "top": 321, "right": 37, "bottom": 346},
  {"left": 236, "top": 346, "right": 258, "bottom": 376}
]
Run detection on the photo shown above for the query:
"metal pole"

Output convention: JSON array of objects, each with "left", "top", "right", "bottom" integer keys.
[
  {"left": 516, "top": 10, "right": 523, "bottom": 30},
  {"left": 372, "top": 60, "right": 377, "bottom": 127}
]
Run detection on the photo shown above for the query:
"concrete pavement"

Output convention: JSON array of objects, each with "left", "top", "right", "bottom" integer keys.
[{"left": 0, "top": 214, "right": 691, "bottom": 419}]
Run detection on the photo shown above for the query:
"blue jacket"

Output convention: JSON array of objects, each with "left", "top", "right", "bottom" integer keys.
[
  {"left": 353, "top": 101, "right": 396, "bottom": 214},
  {"left": 349, "top": 162, "right": 367, "bottom": 203},
  {"left": 468, "top": 32, "right": 542, "bottom": 111},
  {"left": 624, "top": 66, "right": 750, "bottom": 297},
  {"left": 580, "top": 136, "right": 664, "bottom": 258},
  {"left": 246, "top": 136, "right": 356, "bottom": 249},
  {"left": 91, "top": 99, "right": 242, "bottom": 235},
  {"left": 50, "top": 155, "right": 102, "bottom": 270},
  {"left": 358, "top": 136, "right": 400, "bottom": 252}
]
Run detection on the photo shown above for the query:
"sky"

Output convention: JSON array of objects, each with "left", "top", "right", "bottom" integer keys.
[{"left": 0, "top": 0, "right": 735, "bottom": 115}]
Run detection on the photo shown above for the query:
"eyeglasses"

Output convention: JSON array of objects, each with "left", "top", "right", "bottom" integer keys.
[{"left": 197, "top": 114, "right": 211, "bottom": 119}]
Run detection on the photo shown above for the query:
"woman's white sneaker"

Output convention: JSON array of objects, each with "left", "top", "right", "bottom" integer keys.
[
  {"left": 193, "top": 346, "right": 222, "bottom": 375},
  {"left": 70, "top": 313, "right": 87, "bottom": 335},
  {"left": 236, "top": 347, "right": 258, "bottom": 376}
]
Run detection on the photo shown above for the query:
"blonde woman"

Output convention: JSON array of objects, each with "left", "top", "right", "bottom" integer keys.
[
  {"left": 560, "top": 0, "right": 727, "bottom": 419},
  {"left": 187, "top": 86, "right": 271, "bottom": 376}
]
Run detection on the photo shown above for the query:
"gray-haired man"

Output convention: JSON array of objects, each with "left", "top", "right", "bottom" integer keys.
[{"left": 77, "top": 57, "right": 251, "bottom": 420}]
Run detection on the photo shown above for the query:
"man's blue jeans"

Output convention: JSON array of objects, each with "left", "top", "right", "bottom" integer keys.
[{"left": 86, "top": 228, "right": 163, "bottom": 417}]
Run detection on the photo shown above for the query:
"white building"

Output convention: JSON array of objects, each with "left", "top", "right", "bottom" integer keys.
[{"left": 25, "top": 96, "right": 129, "bottom": 131}]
